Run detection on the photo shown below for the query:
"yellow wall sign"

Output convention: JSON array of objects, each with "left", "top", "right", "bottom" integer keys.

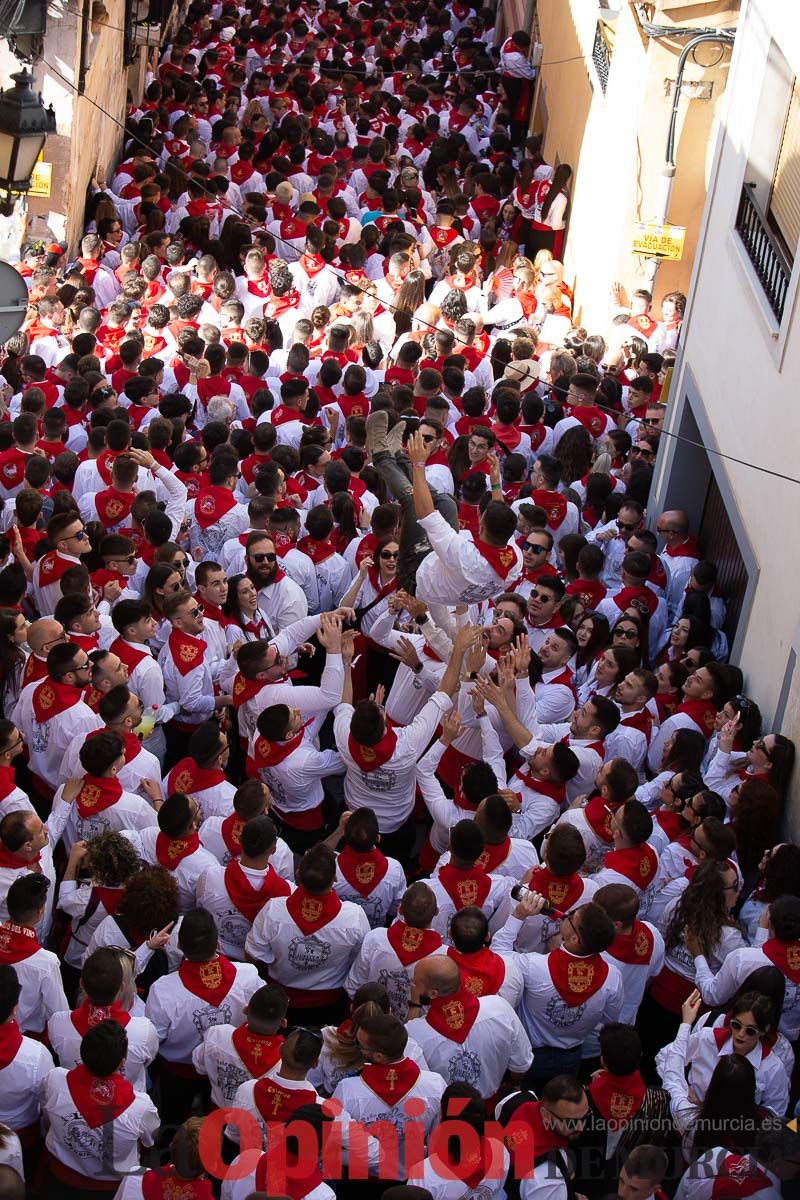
[
  {"left": 29, "top": 160, "right": 52, "bottom": 198},
  {"left": 632, "top": 222, "right": 686, "bottom": 260}
]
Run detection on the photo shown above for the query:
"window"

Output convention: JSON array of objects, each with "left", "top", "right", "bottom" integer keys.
[{"left": 768, "top": 78, "right": 800, "bottom": 262}]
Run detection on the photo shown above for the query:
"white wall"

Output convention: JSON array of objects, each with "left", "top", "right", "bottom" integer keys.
[{"left": 656, "top": 0, "right": 800, "bottom": 825}]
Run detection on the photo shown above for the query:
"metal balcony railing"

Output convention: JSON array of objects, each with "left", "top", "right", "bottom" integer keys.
[
  {"left": 735, "top": 182, "right": 792, "bottom": 323},
  {"left": 592, "top": 20, "right": 612, "bottom": 93}
]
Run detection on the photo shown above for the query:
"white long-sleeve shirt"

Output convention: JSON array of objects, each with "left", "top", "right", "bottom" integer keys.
[{"left": 414, "top": 511, "right": 522, "bottom": 606}]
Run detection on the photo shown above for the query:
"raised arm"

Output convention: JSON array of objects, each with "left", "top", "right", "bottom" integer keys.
[{"left": 407, "top": 430, "right": 435, "bottom": 520}]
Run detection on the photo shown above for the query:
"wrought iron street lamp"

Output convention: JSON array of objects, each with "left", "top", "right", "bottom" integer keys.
[{"left": 0, "top": 69, "right": 56, "bottom": 216}]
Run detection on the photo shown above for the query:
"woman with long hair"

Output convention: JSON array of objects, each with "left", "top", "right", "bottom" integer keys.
[
  {"left": 577, "top": 644, "right": 637, "bottom": 705},
  {"left": 611, "top": 614, "right": 646, "bottom": 667},
  {"left": 705, "top": 714, "right": 795, "bottom": 807},
  {"left": 0, "top": 609, "right": 27, "bottom": 719},
  {"left": 573, "top": 613, "right": 611, "bottom": 688},
  {"left": 703, "top": 693, "right": 762, "bottom": 773},
  {"left": 142, "top": 563, "right": 184, "bottom": 655},
  {"left": 641, "top": 861, "right": 744, "bottom": 1063},
  {"left": 654, "top": 615, "right": 712, "bottom": 668},
  {"left": 636, "top": 727, "right": 707, "bottom": 810},
  {"left": 311, "top": 986, "right": 399, "bottom": 1097},
  {"left": 222, "top": 574, "right": 273, "bottom": 645},
  {"left": 730, "top": 778, "right": 782, "bottom": 882},
  {"left": 652, "top": 660, "right": 690, "bottom": 723},
  {"left": 660, "top": 996, "right": 767, "bottom": 1157},
  {"left": 530, "top": 163, "right": 572, "bottom": 259},
  {"left": 739, "top": 845, "right": 800, "bottom": 945},
  {"left": 554, "top": 425, "right": 594, "bottom": 487},
  {"left": 556, "top": 533, "right": 586, "bottom": 585}
]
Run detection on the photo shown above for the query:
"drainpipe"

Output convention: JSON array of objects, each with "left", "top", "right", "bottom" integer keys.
[{"left": 643, "top": 28, "right": 736, "bottom": 292}]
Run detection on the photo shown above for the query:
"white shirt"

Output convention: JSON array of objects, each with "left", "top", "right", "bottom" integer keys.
[
  {"left": 432, "top": 838, "right": 540, "bottom": 882},
  {"left": 674, "top": 1149, "right": 780, "bottom": 1200},
  {"left": 198, "top": 815, "right": 294, "bottom": 875},
  {"left": 59, "top": 732, "right": 162, "bottom": 802},
  {"left": 0, "top": 843, "right": 57, "bottom": 942},
  {"left": 257, "top": 573, "right": 309, "bottom": 633},
  {"left": 346, "top": 924, "right": 448, "bottom": 1019},
  {"left": 4, "top": 940, "right": 67, "bottom": 1034},
  {"left": 415, "top": 511, "right": 523, "bottom": 606},
  {"left": 333, "top": 852, "right": 406, "bottom": 928},
  {"left": 414, "top": 1143, "right": 511, "bottom": 1200},
  {"left": 12, "top": 679, "right": 103, "bottom": 791},
  {"left": 157, "top": 633, "right": 216, "bottom": 729},
  {"left": 426, "top": 872, "right": 512, "bottom": 942},
  {"left": 47, "top": 1009, "right": 158, "bottom": 1093},
  {"left": 677, "top": 1023, "right": 789, "bottom": 1115},
  {"left": 192, "top": 1021, "right": 283, "bottom": 1109},
  {"left": 248, "top": 730, "right": 344, "bottom": 820},
  {"left": 332, "top": 1063, "right": 445, "bottom": 1179},
  {"left": 245, "top": 893, "right": 369, "bottom": 995},
  {"left": 492, "top": 920, "right": 625, "bottom": 1048},
  {"left": 333, "top": 692, "right": 452, "bottom": 832},
  {"left": 0, "top": 1029, "right": 52, "bottom": 1131},
  {"left": 196, "top": 860, "right": 293, "bottom": 960},
  {"left": 693, "top": 928, "right": 800, "bottom": 1040},
  {"left": 42, "top": 1066, "right": 159, "bottom": 1181},
  {"left": 144, "top": 958, "right": 260, "bottom": 1063},
  {"left": 131, "top": 825, "right": 219, "bottom": 913},
  {"left": 406, "top": 993, "right": 532, "bottom": 1099},
  {"left": 49, "top": 783, "right": 157, "bottom": 855}
]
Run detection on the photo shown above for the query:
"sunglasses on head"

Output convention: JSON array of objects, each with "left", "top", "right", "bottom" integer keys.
[{"left": 252, "top": 552, "right": 277, "bottom": 563}]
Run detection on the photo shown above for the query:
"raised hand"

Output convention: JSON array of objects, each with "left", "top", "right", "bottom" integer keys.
[
  {"left": 439, "top": 708, "right": 463, "bottom": 746},
  {"left": 390, "top": 635, "right": 422, "bottom": 672}
]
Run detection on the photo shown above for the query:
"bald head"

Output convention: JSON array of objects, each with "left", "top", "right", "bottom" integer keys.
[
  {"left": 413, "top": 954, "right": 460, "bottom": 998},
  {"left": 27, "top": 618, "right": 64, "bottom": 657},
  {"left": 659, "top": 510, "right": 688, "bottom": 533}
]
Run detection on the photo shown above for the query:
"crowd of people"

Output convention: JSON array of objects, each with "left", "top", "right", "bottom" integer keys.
[{"left": 0, "top": 0, "right": 796, "bottom": 1197}]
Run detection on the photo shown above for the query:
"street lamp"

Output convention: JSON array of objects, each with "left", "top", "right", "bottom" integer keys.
[{"left": 0, "top": 70, "right": 56, "bottom": 216}]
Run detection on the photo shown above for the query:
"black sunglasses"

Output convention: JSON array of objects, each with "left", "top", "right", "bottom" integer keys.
[
  {"left": 252, "top": 552, "right": 277, "bottom": 563},
  {"left": 380, "top": 551, "right": 399, "bottom": 560}
]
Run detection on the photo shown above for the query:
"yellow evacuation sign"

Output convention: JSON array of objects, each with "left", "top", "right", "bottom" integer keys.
[
  {"left": 29, "top": 160, "right": 52, "bottom": 198},
  {"left": 632, "top": 222, "right": 686, "bottom": 260}
]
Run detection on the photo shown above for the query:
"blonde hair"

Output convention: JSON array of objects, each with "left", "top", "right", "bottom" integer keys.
[{"left": 321, "top": 1000, "right": 384, "bottom": 1073}]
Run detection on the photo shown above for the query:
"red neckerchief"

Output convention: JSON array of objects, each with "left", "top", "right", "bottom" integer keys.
[
  {"left": 548, "top": 946, "right": 610, "bottom": 1006},
  {"left": 253, "top": 1074, "right": 317, "bottom": 1124},
  {"left": 425, "top": 989, "right": 480, "bottom": 1044},
  {"left": 91, "top": 884, "right": 124, "bottom": 916},
  {"left": 654, "top": 808, "right": 685, "bottom": 842},
  {"left": 503, "top": 1099, "right": 568, "bottom": 1163},
  {"left": 514, "top": 770, "right": 566, "bottom": 808},
  {"left": 285, "top": 886, "right": 342, "bottom": 935},
  {"left": 35, "top": 549, "right": 77, "bottom": 587},
  {"left": 655, "top": 691, "right": 679, "bottom": 722},
  {"left": 446, "top": 946, "right": 506, "bottom": 997},
  {"left": 386, "top": 920, "right": 442, "bottom": 966},
  {"left": 664, "top": 535, "right": 700, "bottom": 560},
  {"left": 348, "top": 722, "right": 398, "bottom": 772},
  {"left": 167, "top": 629, "right": 206, "bottom": 677},
  {"left": 472, "top": 538, "right": 519, "bottom": 581},
  {"left": 608, "top": 921, "right": 656, "bottom": 965},
  {"left": 299, "top": 252, "right": 326, "bottom": 277},
  {"left": 65, "top": 1064, "right": 135, "bottom": 1128},
  {"left": 167, "top": 757, "right": 226, "bottom": 796},
  {"left": 762, "top": 937, "right": 800, "bottom": 984},
  {"left": 95, "top": 486, "right": 134, "bottom": 528},
  {"left": 155, "top": 831, "right": 200, "bottom": 869},
  {"left": 0, "top": 846, "right": 39, "bottom": 870},
  {"left": 22, "top": 652, "right": 48, "bottom": 687},
  {"left": 141, "top": 1170, "right": 213, "bottom": 1200},
  {"left": 265, "top": 291, "right": 301, "bottom": 319},
  {"left": 251, "top": 724, "right": 308, "bottom": 768},
  {"left": 70, "top": 999, "right": 131, "bottom": 1037},
  {"left": 361, "top": 1057, "right": 421, "bottom": 1105},
  {"left": 603, "top": 844, "right": 658, "bottom": 890},
  {"left": 711, "top": 1156, "right": 773, "bottom": 1200},
  {"left": 475, "top": 837, "right": 511, "bottom": 873},
  {"left": 270, "top": 403, "right": 303, "bottom": 427},
  {"left": 108, "top": 636, "right": 149, "bottom": 675},
  {"left": 337, "top": 846, "right": 389, "bottom": 897},
  {"left": 583, "top": 793, "right": 620, "bottom": 843},
  {"left": 296, "top": 534, "right": 336, "bottom": 564},
  {"left": 177, "top": 954, "right": 237, "bottom": 1005},
  {"left": 95, "top": 448, "right": 122, "bottom": 485},
  {"left": 620, "top": 707, "right": 653, "bottom": 741},
  {"left": 32, "top": 678, "right": 83, "bottom": 723},
  {"left": 194, "top": 485, "right": 237, "bottom": 528},
  {"left": 0, "top": 1020, "right": 22, "bottom": 1068},
  {"left": 0, "top": 920, "right": 40, "bottom": 963},
  {"left": 589, "top": 1069, "right": 646, "bottom": 1123},
  {"left": 569, "top": 406, "right": 607, "bottom": 439},
  {"left": 194, "top": 594, "right": 229, "bottom": 627},
  {"left": 75, "top": 774, "right": 123, "bottom": 818},
  {"left": 69, "top": 632, "right": 100, "bottom": 655},
  {"left": 438, "top": 863, "right": 492, "bottom": 911},
  {"left": 0, "top": 768, "right": 17, "bottom": 804},
  {"left": 223, "top": 859, "right": 290, "bottom": 922},
  {"left": 612, "top": 585, "right": 658, "bottom": 617},
  {"left": 220, "top": 813, "right": 245, "bottom": 858},
  {"left": 231, "top": 1023, "right": 283, "bottom": 1077},
  {"left": 530, "top": 489, "right": 568, "bottom": 529},
  {"left": 231, "top": 673, "right": 267, "bottom": 709},
  {"left": 676, "top": 696, "right": 718, "bottom": 736}
]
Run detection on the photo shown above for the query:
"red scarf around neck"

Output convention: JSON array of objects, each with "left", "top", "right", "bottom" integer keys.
[
  {"left": 75, "top": 775, "right": 123, "bottom": 819},
  {"left": 177, "top": 955, "right": 237, "bottom": 1005},
  {"left": 285, "top": 886, "right": 342, "bottom": 935},
  {"left": 348, "top": 723, "right": 397, "bottom": 772},
  {"left": 95, "top": 487, "right": 135, "bottom": 528},
  {"left": 386, "top": 920, "right": 442, "bottom": 966},
  {"left": 608, "top": 921, "right": 655, "bottom": 966},
  {"left": 168, "top": 629, "right": 206, "bottom": 676},
  {"left": 547, "top": 946, "right": 609, "bottom": 1006},
  {"left": 167, "top": 758, "right": 226, "bottom": 796},
  {"left": 223, "top": 859, "right": 290, "bottom": 922},
  {"left": 66, "top": 1064, "right": 135, "bottom": 1128},
  {"left": 677, "top": 696, "right": 718, "bottom": 736},
  {"left": 438, "top": 864, "right": 492, "bottom": 911},
  {"left": 589, "top": 1069, "right": 646, "bottom": 1123},
  {"left": 425, "top": 989, "right": 480, "bottom": 1044},
  {"left": 475, "top": 837, "right": 511, "bottom": 873},
  {"left": 231, "top": 1023, "right": 283, "bottom": 1077},
  {"left": 0, "top": 1020, "right": 22, "bottom": 1068},
  {"left": 762, "top": 937, "right": 800, "bottom": 984},
  {"left": 220, "top": 813, "right": 245, "bottom": 858},
  {"left": 0, "top": 921, "right": 40, "bottom": 963},
  {"left": 141, "top": 1171, "right": 213, "bottom": 1200},
  {"left": 32, "top": 678, "right": 83, "bottom": 723},
  {"left": 447, "top": 945, "right": 506, "bottom": 997},
  {"left": 604, "top": 844, "right": 658, "bottom": 891},
  {"left": 70, "top": 999, "right": 131, "bottom": 1036},
  {"left": 361, "top": 1057, "right": 421, "bottom": 1105},
  {"left": 337, "top": 846, "right": 389, "bottom": 897},
  {"left": 155, "top": 831, "right": 199, "bottom": 869},
  {"left": 194, "top": 486, "right": 237, "bottom": 528},
  {"left": 529, "top": 867, "right": 585, "bottom": 912},
  {"left": 472, "top": 538, "right": 519, "bottom": 580},
  {"left": 252, "top": 1073, "right": 316, "bottom": 1123}
]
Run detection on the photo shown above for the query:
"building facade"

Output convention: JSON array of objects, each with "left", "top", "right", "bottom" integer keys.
[
  {"left": 650, "top": 0, "right": 800, "bottom": 827},
  {"left": 527, "top": 0, "right": 738, "bottom": 327}
]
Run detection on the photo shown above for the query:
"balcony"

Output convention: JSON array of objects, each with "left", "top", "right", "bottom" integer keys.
[
  {"left": 592, "top": 20, "right": 613, "bottom": 93},
  {"left": 735, "top": 182, "right": 792, "bottom": 323}
]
